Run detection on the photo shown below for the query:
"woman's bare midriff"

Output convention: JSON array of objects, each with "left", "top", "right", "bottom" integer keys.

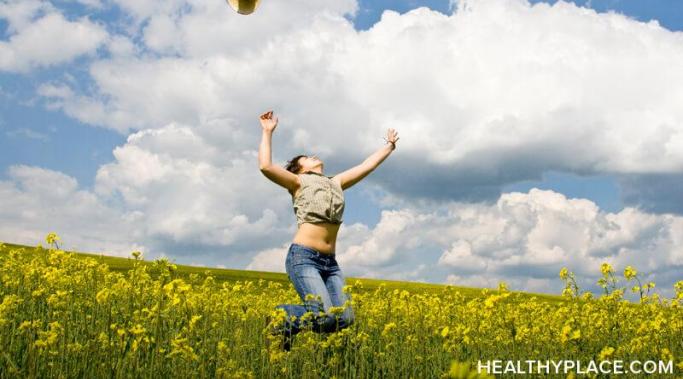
[{"left": 292, "top": 222, "right": 340, "bottom": 255}]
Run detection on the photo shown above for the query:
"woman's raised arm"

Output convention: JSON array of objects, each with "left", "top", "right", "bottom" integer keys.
[
  {"left": 333, "top": 128, "right": 399, "bottom": 190},
  {"left": 258, "top": 110, "right": 299, "bottom": 192}
]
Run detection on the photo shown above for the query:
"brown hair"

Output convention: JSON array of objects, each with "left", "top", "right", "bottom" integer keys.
[{"left": 285, "top": 154, "right": 307, "bottom": 174}]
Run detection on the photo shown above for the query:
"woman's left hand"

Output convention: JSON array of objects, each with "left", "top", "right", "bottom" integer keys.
[{"left": 385, "top": 128, "right": 399, "bottom": 146}]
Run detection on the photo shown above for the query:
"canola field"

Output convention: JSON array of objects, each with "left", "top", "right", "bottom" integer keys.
[{"left": 0, "top": 233, "right": 681, "bottom": 378}]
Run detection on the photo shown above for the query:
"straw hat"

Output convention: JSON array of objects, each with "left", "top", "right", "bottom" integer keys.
[{"left": 226, "top": 0, "right": 261, "bottom": 15}]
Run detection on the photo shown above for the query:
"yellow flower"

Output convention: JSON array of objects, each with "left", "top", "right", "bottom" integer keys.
[
  {"left": 571, "top": 329, "right": 581, "bottom": 340},
  {"left": 598, "top": 346, "right": 615, "bottom": 360},
  {"left": 600, "top": 262, "right": 613, "bottom": 276},
  {"left": 660, "top": 348, "right": 673, "bottom": 362},
  {"left": 559, "top": 267, "right": 569, "bottom": 280},
  {"left": 623, "top": 266, "right": 637, "bottom": 280},
  {"left": 328, "top": 306, "right": 345, "bottom": 316},
  {"left": 497, "top": 281, "right": 508, "bottom": 293},
  {"left": 189, "top": 315, "right": 202, "bottom": 330},
  {"left": 441, "top": 326, "right": 450, "bottom": 337},
  {"left": 18, "top": 320, "right": 33, "bottom": 330},
  {"left": 45, "top": 232, "right": 60, "bottom": 246},
  {"left": 381, "top": 322, "right": 397, "bottom": 338},
  {"left": 560, "top": 324, "right": 581, "bottom": 343},
  {"left": 97, "top": 332, "right": 109, "bottom": 348},
  {"left": 304, "top": 293, "right": 322, "bottom": 303},
  {"left": 675, "top": 281, "right": 683, "bottom": 292},
  {"left": 168, "top": 336, "right": 199, "bottom": 362},
  {"left": 446, "top": 360, "right": 495, "bottom": 379},
  {"left": 129, "top": 324, "right": 146, "bottom": 335},
  {"left": 96, "top": 289, "right": 110, "bottom": 304}
]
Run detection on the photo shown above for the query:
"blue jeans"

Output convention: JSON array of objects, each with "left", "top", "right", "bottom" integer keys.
[{"left": 274, "top": 243, "right": 355, "bottom": 335}]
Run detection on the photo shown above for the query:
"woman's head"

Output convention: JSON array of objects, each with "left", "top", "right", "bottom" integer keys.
[{"left": 285, "top": 154, "right": 323, "bottom": 174}]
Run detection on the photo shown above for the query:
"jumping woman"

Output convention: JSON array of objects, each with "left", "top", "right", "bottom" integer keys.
[{"left": 257, "top": 110, "right": 399, "bottom": 351}]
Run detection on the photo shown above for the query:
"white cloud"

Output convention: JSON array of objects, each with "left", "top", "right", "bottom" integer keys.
[
  {"left": 142, "top": 14, "right": 179, "bottom": 54},
  {"left": 438, "top": 240, "right": 488, "bottom": 272},
  {"left": 91, "top": 123, "right": 295, "bottom": 250},
  {"left": 245, "top": 242, "right": 289, "bottom": 272},
  {"left": 114, "top": 0, "right": 358, "bottom": 55},
  {"left": 0, "top": 0, "right": 48, "bottom": 33},
  {"left": 106, "top": 35, "right": 139, "bottom": 58},
  {"left": 0, "top": 165, "right": 146, "bottom": 256},
  {"left": 325, "top": 188, "right": 682, "bottom": 297},
  {"left": 446, "top": 273, "right": 498, "bottom": 289},
  {"left": 40, "top": 0, "right": 683, "bottom": 188},
  {"left": 0, "top": 5, "right": 108, "bottom": 72},
  {"left": 338, "top": 209, "right": 426, "bottom": 267},
  {"left": 0, "top": 123, "right": 299, "bottom": 267}
]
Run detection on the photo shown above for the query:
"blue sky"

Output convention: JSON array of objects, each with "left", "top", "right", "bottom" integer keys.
[{"left": 1, "top": 0, "right": 682, "bottom": 297}]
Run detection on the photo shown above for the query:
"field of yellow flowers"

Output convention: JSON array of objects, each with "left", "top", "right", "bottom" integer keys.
[{"left": 0, "top": 233, "right": 681, "bottom": 378}]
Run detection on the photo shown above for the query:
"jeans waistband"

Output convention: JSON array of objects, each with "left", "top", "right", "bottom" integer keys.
[{"left": 290, "top": 243, "right": 335, "bottom": 258}]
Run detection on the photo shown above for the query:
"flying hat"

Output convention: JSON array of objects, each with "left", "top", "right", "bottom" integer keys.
[{"left": 226, "top": 0, "right": 261, "bottom": 15}]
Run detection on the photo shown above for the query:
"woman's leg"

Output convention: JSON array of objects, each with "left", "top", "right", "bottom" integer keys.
[
  {"left": 324, "top": 262, "right": 355, "bottom": 331},
  {"left": 275, "top": 244, "right": 337, "bottom": 335},
  {"left": 289, "top": 263, "right": 338, "bottom": 333}
]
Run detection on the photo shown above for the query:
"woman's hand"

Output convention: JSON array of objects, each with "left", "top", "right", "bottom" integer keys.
[
  {"left": 384, "top": 128, "right": 399, "bottom": 149},
  {"left": 259, "top": 110, "right": 278, "bottom": 133},
  {"left": 335, "top": 128, "right": 400, "bottom": 189}
]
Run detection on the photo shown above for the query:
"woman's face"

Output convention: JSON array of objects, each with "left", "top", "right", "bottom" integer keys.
[{"left": 298, "top": 155, "right": 323, "bottom": 173}]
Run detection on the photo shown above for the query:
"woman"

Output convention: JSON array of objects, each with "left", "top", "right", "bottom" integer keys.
[{"left": 257, "top": 110, "right": 399, "bottom": 351}]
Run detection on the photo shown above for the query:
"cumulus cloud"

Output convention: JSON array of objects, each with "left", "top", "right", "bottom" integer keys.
[
  {"left": 36, "top": 0, "right": 683, "bottom": 214},
  {"left": 91, "top": 123, "right": 300, "bottom": 262},
  {"left": 245, "top": 242, "right": 290, "bottom": 272},
  {"left": 0, "top": 1, "right": 108, "bottom": 72},
  {"left": 324, "top": 189, "right": 681, "bottom": 298},
  {"left": 0, "top": 164, "right": 145, "bottom": 256},
  {"left": 0, "top": 0, "right": 48, "bottom": 33},
  {"left": 0, "top": 123, "right": 301, "bottom": 268}
]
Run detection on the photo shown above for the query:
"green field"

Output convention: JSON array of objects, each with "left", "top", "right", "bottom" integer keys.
[{"left": 0, "top": 240, "right": 567, "bottom": 304}]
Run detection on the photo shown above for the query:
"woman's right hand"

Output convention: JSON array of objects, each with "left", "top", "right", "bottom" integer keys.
[{"left": 259, "top": 110, "right": 278, "bottom": 133}]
